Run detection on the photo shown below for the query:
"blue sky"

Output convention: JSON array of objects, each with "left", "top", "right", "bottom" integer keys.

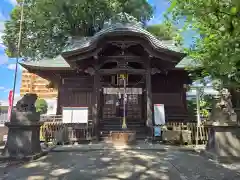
[
  {"left": 0, "top": 0, "right": 195, "bottom": 103},
  {"left": 0, "top": 0, "right": 21, "bottom": 104}
]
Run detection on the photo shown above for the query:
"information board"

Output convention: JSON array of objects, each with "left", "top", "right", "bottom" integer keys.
[
  {"left": 72, "top": 107, "right": 88, "bottom": 123},
  {"left": 62, "top": 107, "right": 73, "bottom": 123},
  {"left": 62, "top": 107, "right": 88, "bottom": 123},
  {"left": 154, "top": 104, "right": 165, "bottom": 125}
]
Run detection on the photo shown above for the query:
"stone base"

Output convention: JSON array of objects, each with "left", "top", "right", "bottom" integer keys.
[
  {"left": 205, "top": 124, "right": 240, "bottom": 158},
  {"left": 0, "top": 151, "right": 48, "bottom": 162},
  {"left": 110, "top": 131, "right": 136, "bottom": 145},
  {"left": 2, "top": 122, "right": 43, "bottom": 158},
  {"left": 11, "top": 111, "right": 40, "bottom": 123},
  {"left": 162, "top": 130, "right": 192, "bottom": 145}
]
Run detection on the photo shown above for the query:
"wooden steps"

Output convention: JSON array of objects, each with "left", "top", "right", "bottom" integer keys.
[{"left": 165, "top": 106, "right": 193, "bottom": 122}]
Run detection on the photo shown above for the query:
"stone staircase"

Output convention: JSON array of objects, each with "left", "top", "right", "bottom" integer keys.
[{"left": 165, "top": 106, "right": 193, "bottom": 122}]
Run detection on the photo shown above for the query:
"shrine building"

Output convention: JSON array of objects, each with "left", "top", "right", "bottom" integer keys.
[{"left": 20, "top": 13, "right": 192, "bottom": 139}]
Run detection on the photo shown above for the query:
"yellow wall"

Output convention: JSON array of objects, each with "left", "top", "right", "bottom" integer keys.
[{"left": 20, "top": 70, "right": 58, "bottom": 99}]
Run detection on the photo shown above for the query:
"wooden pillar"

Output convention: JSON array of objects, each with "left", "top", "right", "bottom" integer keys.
[
  {"left": 92, "top": 72, "right": 100, "bottom": 141},
  {"left": 56, "top": 77, "right": 63, "bottom": 115},
  {"left": 146, "top": 59, "right": 153, "bottom": 137},
  {"left": 182, "top": 84, "right": 187, "bottom": 110}
]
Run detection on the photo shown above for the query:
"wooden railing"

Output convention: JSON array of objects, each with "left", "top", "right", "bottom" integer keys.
[
  {"left": 39, "top": 115, "right": 209, "bottom": 144},
  {"left": 40, "top": 122, "right": 96, "bottom": 143},
  {"left": 0, "top": 113, "right": 8, "bottom": 125},
  {"left": 165, "top": 122, "right": 209, "bottom": 144},
  {"left": 40, "top": 115, "right": 62, "bottom": 122}
]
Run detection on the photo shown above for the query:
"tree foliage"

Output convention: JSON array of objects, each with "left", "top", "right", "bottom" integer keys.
[
  {"left": 146, "top": 22, "right": 176, "bottom": 40},
  {"left": 167, "top": 0, "right": 240, "bottom": 85},
  {"left": 3, "top": 0, "right": 153, "bottom": 59},
  {"left": 35, "top": 99, "right": 48, "bottom": 115},
  {"left": 146, "top": 21, "right": 183, "bottom": 45},
  {"left": 187, "top": 94, "right": 214, "bottom": 120}
]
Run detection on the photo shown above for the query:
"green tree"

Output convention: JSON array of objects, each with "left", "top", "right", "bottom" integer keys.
[
  {"left": 187, "top": 94, "right": 214, "bottom": 120},
  {"left": 146, "top": 21, "right": 183, "bottom": 45},
  {"left": 167, "top": 0, "right": 240, "bottom": 86},
  {"left": 3, "top": 0, "right": 153, "bottom": 59},
  {"left": 35, "top": 99, "right": 48, "bottom": 115}
]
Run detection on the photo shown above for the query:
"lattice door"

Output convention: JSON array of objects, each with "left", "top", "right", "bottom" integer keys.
[{"left": 102, "top": 91, "right": 142, "bottom": 119}]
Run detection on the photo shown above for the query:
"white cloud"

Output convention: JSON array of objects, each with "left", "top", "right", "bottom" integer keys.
[
  {"left": 7, "top": 63, "right": 23, "bottom": 71},
  {"left": 4, "top": 89, "right": 11, "bottom": 93},
  {"left": 0, "top": 86, "right": 11, "bottom": 93},
  {"left": 0, "top": 43, "right": 5, "bottom": 49},
  {"left": 0, "top": 87, "right": 11, "bottom": 94},
  {"left": 8, "top": 0, "right": 18, "bottom": 6},
  {"left": 7, "top": 64, "right": 16, "bottom": 70},
  {"left": 0, "top": 21, "right": 6, "bottom": 48},
  {"left": 0, "top": 33, "right": 4, "bottom": 47},
  {"left": 0, "top": 21, "right": 4, "bottom": 32},
  {"left": 0, "top": 9, "right": 9, "bottom": 20},
  {"left": 0, "top": 26, "right": 4, "bottom": 45},
  {"left": 0, "top": 93, "right": 21, "bottom": 106},
  {"left": 0, "top": 86, "right": 6, "bottom": 90},
  {"left": 0, "top": 54, "right": 8, "bottom": 65}
]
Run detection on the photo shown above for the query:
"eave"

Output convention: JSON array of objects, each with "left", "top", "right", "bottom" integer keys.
[
  {"left": 61, "top": 24, "right": 186, "bottom": 65},
  {"left": 19, "top": 55, "right": 72, "bottom": 71},
  {"left": 19, "top": 62, "right": 71, "bottom": 71}
]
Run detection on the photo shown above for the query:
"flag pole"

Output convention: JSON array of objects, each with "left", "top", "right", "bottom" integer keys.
[
  {"left": 10, "top": 1, "right": 25, "bottom": 116},
  {"left": 195, "top": 87, "right": 201, "bottom": 147}
]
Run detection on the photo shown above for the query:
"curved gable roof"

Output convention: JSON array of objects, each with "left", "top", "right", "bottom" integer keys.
[
  {"left": 20, "top": 13, "right": 190, "bottom": 70},
  {"left": 63, "top": 24, "right": 183, "bottom": 54},
  {"left": 62, "top": 13, "right": 184, "bottom": 58}
]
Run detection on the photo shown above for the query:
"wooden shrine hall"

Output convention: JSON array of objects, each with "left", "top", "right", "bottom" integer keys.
[{"left": 20, "top": 13, "right": 191, "bottom": 139}]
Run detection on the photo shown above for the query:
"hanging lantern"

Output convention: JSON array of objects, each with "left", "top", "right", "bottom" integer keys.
[{"left": 117, "top": 74, "right": 128, "bottom": 86}]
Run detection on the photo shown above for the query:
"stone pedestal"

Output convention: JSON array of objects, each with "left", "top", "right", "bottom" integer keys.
[
  {"left": 110, "top": 131, "right": 136, "bottom": 145},
  {"left": 162, "top": 130, "right": 192, "bottom": 145},
  {"left": 2, "top": 93, "right": 45, "bottom": 158},
  {"left": 205, "top": 124, "right": 240, "bottom": 158},
  {"left": 2, "top": 121, "right": 43, "bottom": 157}
]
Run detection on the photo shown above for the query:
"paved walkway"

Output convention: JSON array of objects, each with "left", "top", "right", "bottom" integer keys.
[
  {"left": 0, "top": 148, "right": 240, "bottom": 180},
  {"left": 50, "top": 142, "right": 204, "bottom": 151}
]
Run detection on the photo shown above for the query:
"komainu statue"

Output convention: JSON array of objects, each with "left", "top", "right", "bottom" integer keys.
[
  {"left": 15, "top": 93, "right": 37, "bottom": 112},
  {"left": 3, "top": 93, "right": 42, "bottom": 157},
  {"left": 210, "top": 88, "right": 237, "bottom": 124},
  {"left": 11, "top": 93, "right": 40, "bottom": 123}
]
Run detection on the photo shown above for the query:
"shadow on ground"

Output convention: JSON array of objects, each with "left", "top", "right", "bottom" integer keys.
[{"left": 1, "top": 148, "right": 240, "bottom": 180}]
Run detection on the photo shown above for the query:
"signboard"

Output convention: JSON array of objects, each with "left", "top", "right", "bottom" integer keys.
[
  {"left": 154, "top": 104, "right": 165, "bottom": 125},
  {"left": 103, "top": 88, "right": 142, "bottom": 94},
  {"left": 62, "top": 107, "right": 72, "bottom": 123},
  {"left": 62, "top": 107, "right": 88, "bottom": 123}
]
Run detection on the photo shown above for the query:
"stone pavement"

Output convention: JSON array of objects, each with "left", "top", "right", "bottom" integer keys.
[
  {"left": 50, "top": 142, "right": 205, "bottom": 152},
  {"left": 0, "top": 147, "right": 240, "bottom": 180}
]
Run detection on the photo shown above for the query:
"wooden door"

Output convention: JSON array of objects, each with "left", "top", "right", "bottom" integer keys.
[{"left": 102, "top": 91, "right": 142, "bottom": 119}]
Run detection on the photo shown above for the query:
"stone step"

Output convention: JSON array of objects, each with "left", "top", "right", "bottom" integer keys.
[
  {"left": 100, "top": 122, "right": 145, "bottom": 125},
  {"left": 100, "top": 131, "right": 147, "bottom": 140}
]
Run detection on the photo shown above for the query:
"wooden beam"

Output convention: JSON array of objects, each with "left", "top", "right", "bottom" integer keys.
[
  {"left": 99, "top": 68, "right": 146, "bottom": 75},
  {"left": 99, "top": 56, "right": 144, "bottom": 62},
  {"left": 63, "top": 88, "right": 93, "bottom": 92}
]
